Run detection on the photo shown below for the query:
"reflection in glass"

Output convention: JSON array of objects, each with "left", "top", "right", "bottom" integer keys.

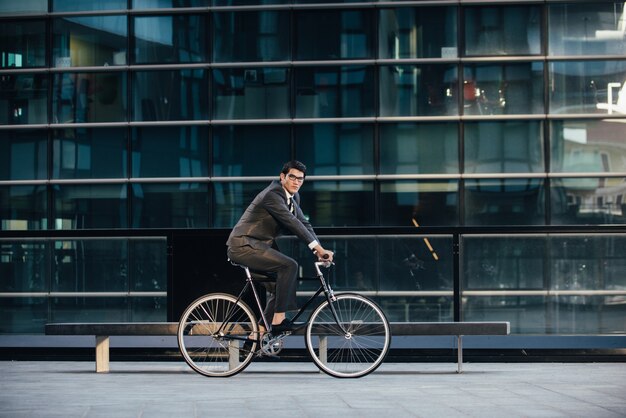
[
  {"left": 465, "top": 178, "right": 545, "bottom": 225},
  {"left": 295, "top": 66, "right": 375, "bottom": 118},
  {"left": 130, "top": 239, "right": 167, "bottom": 292},
  {"left": 379, "top": 64, "right": 458, "bottom": 117},
  {"left": 299, "top": 181, "right": 375, "bottom": 227},
  {"left": 51, "top": 297, "right": 129, "bottom": 322},
  {"left": 295, "top": 123, "right": 374, "bottom": 175},
  {"left": 1, "top": 20, "right": 46, "bottom": 68},
  {"left": 134, "top": 15, "right": 207, "bottom": 64},
  {"left": 134, "top": 0, "right": 209, "bottom": 7},
  {"left": 463, "top": 62, "right": 544, "bottom": 115},
  {"left": 53, "top": 184, "right": 126, "bottom": 229},
  {"left": 464, "top": 5, "right": 541, "bottom": 56},
  {"left": 464, "top": 121, "right": 544, "bottom": 174},
  {"left": 53, "top": 16, "right": 127, "bottom": 67},
  {"left": 213, "top": 11, "right": 289, "bottom": 62},
  {"left": 212, "top": 181, "right": 267, "bottom": 228},
  {"left": 0, "top": 240, "right": 48, "bottom": 292},
  {"left": 52, "top": 72, "right": 125, "bottom": 123},
  {"left": 295, "top": 9, "right": 373, "bottom": 60},
  {"left": 213, "top": 67, "right": 289, "bottom": 119},
  {"left": 53, "top": 128, "right": 127, "bottom": 179},
  {"left": 213, "top": 0, "right": 285, "bottom": 5},
  {"left": 52, "top": 0, "right": 127, "bottom": 12},
  {"left": 0, "top": 185, "right": 47, "bottom": 230},
  {"left": 0, "top": 73, "right": 48, "bottom": 125},
  {"left": 213, "top": 125, "right": 290, "bottom": 176},
  {"left": 379, "top": 7, "right": 457, "bottom": 59},
  {"left": 379, "top": 123, "right": 458, "bottom": 175},
  {"left": 132, "top": 126, "right": 208, "bottom": 178},
  {"left": 380, "top": 180, "right": 458, "bottom": 227},
  {"left": 133, "top": 70, "right": 208, "bottom": 121},
  {"left": 0, "top": 1, "right": 46, "bottom": 14},
  {"left": 551, "top": 177, "right": 626, "bottom": 225},
  {"left": 0, "top": 130, "right": 47, "bottom": 180},
  {"left": 549, "top": 3, "right": 626, "bottom": 56},
  {"left": 131, "top": 183, "right": 209, "bottom": 228},
  {"left": 0, "top": 298, "right": 47, "bottom": 333},
  {"left": 549, "top": 60, "right": 626, "bottom": 115}
]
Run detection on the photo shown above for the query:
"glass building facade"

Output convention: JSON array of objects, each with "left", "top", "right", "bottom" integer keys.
[{"left": 0, "top": 0, "right": 625, "bottom": 345}]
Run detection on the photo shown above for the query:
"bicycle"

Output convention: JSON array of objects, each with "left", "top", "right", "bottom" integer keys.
[{"left": 177, "top": 258, "right": 391, "bottom": 378}]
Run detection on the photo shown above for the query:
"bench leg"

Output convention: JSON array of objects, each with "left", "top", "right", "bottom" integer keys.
[
  {"left": 228, "top": 340, "right": 239, "bottom": 369},
  {"left": 457, "top": 335, "right": 463, "bottom": 374},
  {"left": 95, "top": 336, "right": 110, "bottom": 373}
]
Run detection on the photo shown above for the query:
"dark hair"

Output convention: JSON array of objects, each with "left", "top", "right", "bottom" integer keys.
[{"left": 281, "top": 160, "right": 307, "bottom": 176}]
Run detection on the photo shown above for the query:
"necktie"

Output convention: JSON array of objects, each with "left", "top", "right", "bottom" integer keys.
[{"left": 288, "top": 198, "right": 294, "bottom": 213}]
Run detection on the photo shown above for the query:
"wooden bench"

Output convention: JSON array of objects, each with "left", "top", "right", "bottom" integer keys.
[{"left": 45, "top": 321, "right": 510, "bottom": 373}]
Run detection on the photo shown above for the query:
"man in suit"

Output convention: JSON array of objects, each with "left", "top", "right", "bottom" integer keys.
[{"left": 227, "top": 160, "right": 334, "bottom": 334}]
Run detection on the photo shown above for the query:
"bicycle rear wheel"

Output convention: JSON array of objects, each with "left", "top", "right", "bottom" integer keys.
[
  {"left": 305, "top": 293, "right": 391, "bottom": 378},
  {"left": 177, "top": 293, "right": 258, "bottom": 377}
]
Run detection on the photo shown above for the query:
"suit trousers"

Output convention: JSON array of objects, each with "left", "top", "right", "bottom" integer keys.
[{"left": 227, "top": 244, "right": 299, "bottom": 320}]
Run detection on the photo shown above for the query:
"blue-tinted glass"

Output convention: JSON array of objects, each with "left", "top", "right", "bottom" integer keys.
[
  {"left": 379, "top": 123, "right": 458, "bottom": 175},
  {"left": 464, "top": 121, "right": 544, "bottom": 174},
  {"left": 295, "top": 66, "right": 375, "bottom": 118},
  {"left": 52, "top": 72, "right": 126, "bottom": 123},
  {"left": 213, "top": 11, "right": 289, "bottom": 62},
  {"left": 0, "top": 130, "right": 47, "bottom": 180},
  {"left": 212, "top": 181, "right": 267, "bottom": 228},
  {"left": 0, "top": 1, "right": 46, "bottom": 14},
  {"left": 130, "top": 239, "right": 167, "bottom": 292},
  {"left": 379, "top": 7, "right": 457, "bottom": 59},
  {"left": 551, "top": 178, "right": 626, "bottom": 225},
  {"left": 212, "top": 125, "right": 289, "bottom": 176},
  {"left": 295, "top": 10, "right": 373, "bottom": 60},
  {"left": 212, "top": 0, "right": 286, "bottom": 5},
  {"left": 52, "top": 0, "right": 127, "bottom": 12},
  {"left": 463, "top": 62, "right": 544, "bottom": 115},
  {"left": 134, "top": 15, "right": 208, "bottom": 64},
  {"left": 54, "top": 184, "right": 127, "bottom": 229},
  {"left": 52, "top": 128, "right": 127, "bottom": 179},
  {"left": 295, "top": 123, "right": 374, "bottom": 175},
  {"left": 132, "top": 126, "right": 209, "bottom": 178},
  {"left": 0, "top": 185, "right": 47, "bottom": 230},
  {"left": 379, "top": 64, "right": 458, "bottom": 117},
  {"left": 134, "top": 0, "right": 210, "bottom": 7},
  {"left": 51, "top": 297, "right": 129, "bottom": 322},
  {"left": 464, "top": 5, "right": 541, "bottom": 56},
  {"left": 0, "top": 298, "right": 48, "bottom": 333},
  {"left": 299, "top": 181, "right": 375, "bottom": 226},
  {"left": 0, "top": 73, "right": 48, "bottom": 125},
  {"left": 131, "top": 183, "right": 209, "bottom": 228},
  {"left": 0, "top": 240, "right": 48, "bottom": 292},
  {"left": 465, "top": 178, "right": 545, "bottom": 225},
  {"left": 133, "top": 70, "right": 208, "bottom": 121},
  {"left": 1, "top": 20, "right": 46, "bottom": 68},
  {"left": 213, "top": 68, "right": 289, "bottom": 119},
  {"left": 380, "top": 180, "right": 459, "bottom": 227}
]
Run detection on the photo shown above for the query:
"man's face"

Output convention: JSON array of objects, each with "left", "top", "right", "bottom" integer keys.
[{"left": 280, "top": 168, "right": 305, "bottom": 195}]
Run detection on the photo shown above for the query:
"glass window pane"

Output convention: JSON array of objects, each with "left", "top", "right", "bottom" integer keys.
[
  {"left": 551, "top": 119, "right": 626, "bottom": 174},
  {"left": 53, "top": 16, "right": 127, "bottom": 67},
  {"left": 133, "top": 69, "right": 208, "bottom": 121},
  {"left": 551, "top": 178, "right": 626, "bottom": 225},
  {"left": 549, "top": 3, "right": 626, "bottom": 56},
  {"left": 464, "top": 178, "right": 545, "bottom": 225},
  {"left": 299, "top": 181, "right": 375, "bottom": 226},
  {"left": 0, "top": 185, "right": 47, "bottom": 230},
  {"left": 213, "top": 0, "right": 285, "bottom": 5},
  {"left": 379, "top": 7, "right": 457, "bottom": 59},
  {"left": 380, "top": 180, "right": 458, "bottom": 227},
  {"left": 464, "top": 121, "right": 544, "bottom": 174},
  {"left": 463, "top": 62, "right": 544, "bottom": 115},
  {"left": 379, "top": 64, "right": 458, "bottom": 117},
  {"left": 52, "top": 72, "right": 126, "bottom": 123},
  {"left": 295, "top": 10, "right": 373, "bottom": 60},
  {"left": 0, "top": 73, "right": 48, "bottom": 125},
  {"left": 52, "top": 0, "right": 127, "bottom": 12},
  {"left": 132, "top": 126, "right": 208, "bottom": 178},
  {"left": 295, "top": 66, "right": 375, "bottom": 118},
  {"left": 0, "top": 130, "right": 47, "bottom": 180},
  {"left": 213, "top": 67, "right": 289, "bottom": 119},
  {"left": 212, "top": 125, "right": 290, "bottom": 176},
  {"left": 213, "top": 11, "right": 289, "bottom": 62},
  {"left": 51, "top": 297, "right": 129, "bottom": 322},
  {"left": 130, "top": 239, "right": 167, "bottom": 293},
  {"left": 131, "top": 183, "right": 209, "bottom": 228},
  {"left": 52, "top": 128, "right": 127, "bottom": 179},
  {"left": 0, "top": 0, "right": 46, "bottom": 15},
  {"left": 54, "top": 184, "right": 126, "bottom": 229},
  {"left": 379, "top": 123, "right": 458, "bottom": 175},
  {"left": 212, "top": 181, "right": 266, "bottom": 228},
  {"left": 0, "top": 298, "right": 47, "bottom": 333},
  {"left": 134, "top": 0, "right": 210, "bottom": 7},
  {"left": 550, "top": 60, "right": 626, "bottom": 115},
  {"left": 464, "top": 5, "right": 541, "bottom": 56},
  {"left": 295, "top": 123, "right": 374, "bottom": 175},
  {"left": 0, "top": 20, "right": 46, "bottom": 68},
  {"left": 0, "top": 240, "right": 48, "bottom": 292},
  {"left": 134, "top": 14, "right": 208, "bottom": 64}
]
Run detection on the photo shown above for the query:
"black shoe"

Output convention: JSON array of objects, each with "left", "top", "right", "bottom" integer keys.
[{"left": 271, "top": 319, "right": 305, "bottom": 334}]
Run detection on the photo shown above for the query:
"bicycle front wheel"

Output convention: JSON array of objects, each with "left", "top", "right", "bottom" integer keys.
[
  {"left": 305, "top": 293, "right": 391, "bottom": 378},
  {"left": 177, "top": 293, "right": 258, "bottom": 377}
]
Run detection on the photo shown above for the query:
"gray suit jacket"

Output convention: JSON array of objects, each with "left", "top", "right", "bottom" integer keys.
[{"left": 226, "top": 180, "right": 318, "bottom": 250}]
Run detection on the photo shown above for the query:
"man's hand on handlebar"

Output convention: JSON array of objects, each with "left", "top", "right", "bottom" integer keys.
[{"left": 314, "top": 246, "right": 334, "bottom": 263}]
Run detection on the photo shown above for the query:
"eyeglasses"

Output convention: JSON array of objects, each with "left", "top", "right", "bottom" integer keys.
[{"left": 286, "top": 173, "right": 305, "bottom": 183}]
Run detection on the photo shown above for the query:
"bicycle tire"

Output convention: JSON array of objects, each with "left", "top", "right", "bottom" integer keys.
[
  {"left": 177, "top": 293, "right": 258, "bottom": 377},
  {"left": 305, "top": 293, "right": 391, "bottom": 378}
]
